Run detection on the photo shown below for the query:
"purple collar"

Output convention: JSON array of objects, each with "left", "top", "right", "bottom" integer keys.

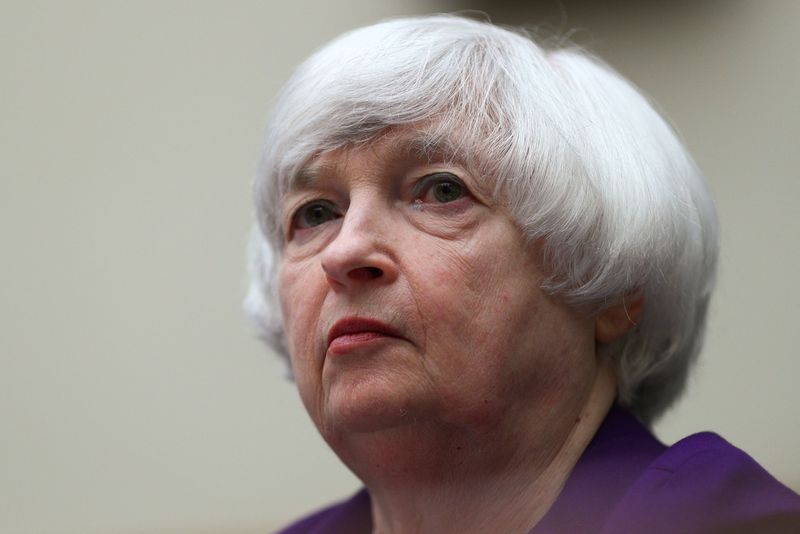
[{"left": 531, "top": 404, "right": 665, "bottom": 532}]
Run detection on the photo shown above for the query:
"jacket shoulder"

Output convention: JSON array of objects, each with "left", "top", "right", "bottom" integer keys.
[
  {"left": 602, "top": 432, "right": 800, "bottom": 533},
  {"left": 275, "top": 489, "right": 371, "bottom": 534}
]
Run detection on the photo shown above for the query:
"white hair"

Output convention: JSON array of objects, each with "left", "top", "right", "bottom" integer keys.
[{"left": 245, "top": 14, "right": 719, "bottom": 425}]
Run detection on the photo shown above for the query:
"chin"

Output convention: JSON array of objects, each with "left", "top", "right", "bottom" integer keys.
[{"left": 320, "top": 377, "right": 428, "bottom": 435}]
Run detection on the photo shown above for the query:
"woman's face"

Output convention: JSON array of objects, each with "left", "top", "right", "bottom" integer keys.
[{"left": 277, "top": 129, "right": 598, "bottom": 445}]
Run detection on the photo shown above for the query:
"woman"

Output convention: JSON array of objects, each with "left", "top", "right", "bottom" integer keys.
[{"left": 246, "top": 15, "right": 800, "bottom": 533}]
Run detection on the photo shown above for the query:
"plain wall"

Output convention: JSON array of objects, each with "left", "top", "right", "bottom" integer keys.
[{"left": 1, "top": 1, "right": 797, "bottom": 532}]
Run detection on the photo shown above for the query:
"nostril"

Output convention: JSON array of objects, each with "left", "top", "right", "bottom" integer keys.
[{"left": 348, "top": 266, "right": 383, "bottom": 280}]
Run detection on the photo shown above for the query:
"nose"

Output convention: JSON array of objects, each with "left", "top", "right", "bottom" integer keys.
[{"left": 320, "top": 198, "right": 399, "bottom": 290}]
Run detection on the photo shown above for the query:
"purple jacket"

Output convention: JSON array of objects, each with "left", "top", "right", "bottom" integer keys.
[{"left": 277, "top": 405, "right": 800, "bottom": 533}]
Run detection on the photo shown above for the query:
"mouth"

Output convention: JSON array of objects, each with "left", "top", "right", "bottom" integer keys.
[{"left": 327, "top": 316, "right": 405, "bottom": 356}]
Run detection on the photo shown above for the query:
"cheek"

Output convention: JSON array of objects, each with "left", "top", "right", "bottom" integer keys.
[
  {"left": 278, "top": 260, "right": 325, "bottom": 362},
  {"left": 278, "top": 262, "right": 329, "bottom": 421},
  {"left": 419, "top": 245, "right": 526, "bottom": 368},
  {"left": 430, "top": 240, "right": 527, "bottom": 319},
  {"left": 420, "top": 234, "right": 591, "bottom": 390}
]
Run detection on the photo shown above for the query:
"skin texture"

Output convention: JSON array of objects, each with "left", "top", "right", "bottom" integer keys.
[{"left": 277, "top": 129, "right": 629, "bottom": 533}]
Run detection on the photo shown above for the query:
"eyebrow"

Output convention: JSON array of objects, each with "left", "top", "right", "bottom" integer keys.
[
  {"left": 292, "top": 165, "right": 322, "bottom": 191},
  {"left": 400, "top": 132, "right": 467, "bottom": 166}
]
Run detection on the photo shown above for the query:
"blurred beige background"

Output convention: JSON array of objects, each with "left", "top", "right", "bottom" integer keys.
[{"left": 1, "top": 1, "right": 798, "bottom": 532}]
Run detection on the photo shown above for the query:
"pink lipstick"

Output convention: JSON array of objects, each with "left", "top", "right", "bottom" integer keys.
[{"left": 327, "top": 317, "right": 403, "bottom": 356}]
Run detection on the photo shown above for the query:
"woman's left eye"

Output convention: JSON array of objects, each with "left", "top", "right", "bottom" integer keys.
[{"left": 414, "top": 172, "right": 468, "bottom": 204}]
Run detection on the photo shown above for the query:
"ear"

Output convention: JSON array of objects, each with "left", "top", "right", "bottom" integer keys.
[{"left": 595, "top": 290, "right": 644, "bottom": 345}]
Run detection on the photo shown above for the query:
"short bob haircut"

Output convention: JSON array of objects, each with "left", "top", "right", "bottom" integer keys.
[{"left": 245, "top": 14, "right": 719, "bottom": 425}]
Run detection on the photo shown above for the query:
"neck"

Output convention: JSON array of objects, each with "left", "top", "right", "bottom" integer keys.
[{"left": 334, "top": 363, "right": 617, "bottom": 534}]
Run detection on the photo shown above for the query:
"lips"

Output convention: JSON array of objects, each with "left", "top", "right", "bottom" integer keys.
[{"left": 326, "top": 317, "right": 404, "bottom": 355}]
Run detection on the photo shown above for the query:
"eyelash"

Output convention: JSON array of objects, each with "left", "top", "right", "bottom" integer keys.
[
  {"left": 286, "top": 171, "right": 471, "bottom": 237},
  {"left": 289, "top": 199, "right": 341, "bottom": 232},
  {"left": 411, "top": 172, "right": 468, "bottom": 204}
]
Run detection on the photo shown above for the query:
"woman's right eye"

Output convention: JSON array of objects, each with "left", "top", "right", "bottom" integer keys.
[{"left": 290, "top": 200, "right": 340, "bottom": 230}]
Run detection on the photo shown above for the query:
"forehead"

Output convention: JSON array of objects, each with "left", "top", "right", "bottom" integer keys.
[{"left": 289, "top": 128, "right": 479, "bottom": 192}]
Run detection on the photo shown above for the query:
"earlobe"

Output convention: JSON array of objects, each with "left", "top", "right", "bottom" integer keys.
[{"left": 595, "top": 290, "right": 644, "bottom": 344}]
